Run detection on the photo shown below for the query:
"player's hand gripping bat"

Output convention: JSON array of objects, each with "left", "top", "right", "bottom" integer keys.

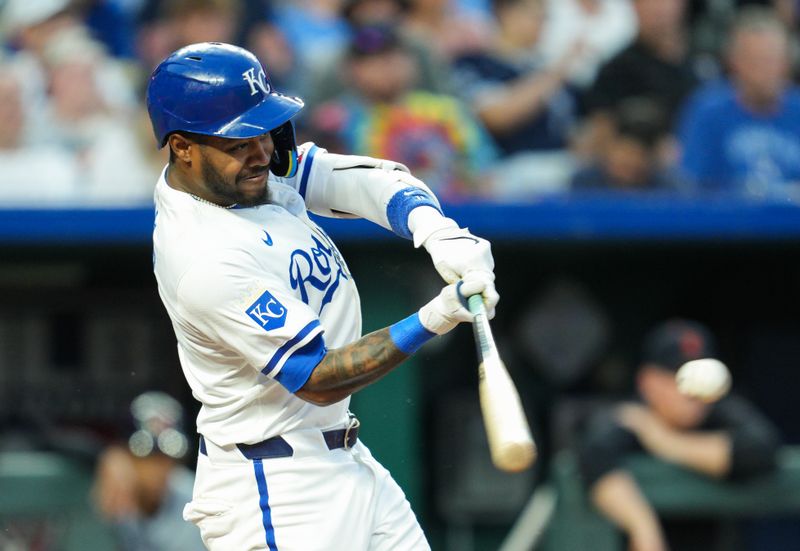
[{"left": 468, "top": 295, "right": 536, "bottom": 473}]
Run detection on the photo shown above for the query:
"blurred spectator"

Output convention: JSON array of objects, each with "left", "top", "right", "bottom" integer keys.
[
  {"left": 0, "top": 0, "right": 75, "bottom": 56},
  {"left": 2, "top": 1, "right": 149, "bottom": 205},
  {"left": 0, "top": 67, "right": 80, "bottom": 203},
  {"left": 571, "top": 98, "right": 683, "bottom": 192},
  {"left": 403, "top": 0, "right": 493, "bottom": 61},
  {"left": 343, "top": 0, "right": 450, "bottom": 95},
  {"left": 581, "top": 0, "right": 701, "bottom": 161},
  {"left": 686, "top": 0, "right": 796, "bottom": 63},
  {"left": 450, "top": 0, "right": 581, "bottom": 196},
  {"left": 93, "top": 391, "right": 204, "bottom": 551},
  {"left": 271, "top": 0, "right": 350, "bottom": 86},
  {"left": 587, "top": 0, "right": 699, "bottom": 119},
  {"left": 308, "top": 24, "right": 496, "bottom": 200},
  {"left": 240, "top": 1, "right": 300, "bottom": 94},
  {"left": 166, "top": 0, "right": 240, "bottom": 50},
  {"left": 1, "top": 0, "right": 137, "bottom": 124},
  {"left": 578, "top": 319, "right": 780, "bottom": 551},
  {"left": 136, "top": 0, "right": 244, "bottom": 74},
  {"left": 40, "top": 29, "right": 155, "bottom": 203},
  {"left": 678, "top": 7, "right": 800, "bottom": 197},
  {"left": 452, "top": 0, "right": 580, "bottom": 155},
  {"left": 138, "top": 0, "right": 298, "bottom": 93},
  {"left": 539, "top": 0, "right": 638, "bottom": 89},
  {"left": 1, "top": 0, "right": 80, "bottom": 130},
  {"left": 305, "top": 0, "right": 452, "bottom": 109},
  {"left": 341, "top": 0, "right": 410, "bottom": 24}
]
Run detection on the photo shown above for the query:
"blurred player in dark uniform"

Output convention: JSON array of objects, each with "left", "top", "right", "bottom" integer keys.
[{"left": 577, "top": 319, "right": 780, "bottom": 551}]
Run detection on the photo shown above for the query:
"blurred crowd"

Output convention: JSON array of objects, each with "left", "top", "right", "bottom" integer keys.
[{"left": 1, "top": 0, "right": 800, "bottom": 205}]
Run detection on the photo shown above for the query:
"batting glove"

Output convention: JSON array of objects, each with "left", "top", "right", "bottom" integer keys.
[
  {"left": 422, "top": 225, "right": 495, "bottom": 284},
  {"left": 462, "top": 270, "right": 500, "bottom": 315},
  {"left": 418, "top": 275, "right": 496, "bottom": 335}
]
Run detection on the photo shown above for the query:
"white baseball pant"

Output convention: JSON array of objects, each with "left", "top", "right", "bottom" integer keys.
[{"left": 183, "top": 427, "right": 430, "bottom": 551}]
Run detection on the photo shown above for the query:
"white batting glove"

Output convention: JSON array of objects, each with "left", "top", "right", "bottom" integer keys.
[
  {"left": 418, "top": 276, "right": 495, "bottom": 335},
  {"left": 422, "top": 225, "right": 495, "bottom": 284},
  {"left": 463, "top": 270, "right": 500, "bottom": 316}
]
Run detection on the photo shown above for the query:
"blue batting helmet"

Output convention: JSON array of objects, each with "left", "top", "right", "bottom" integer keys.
[{"left": 146, "top": 42, "right": 304, "bottom": 177}]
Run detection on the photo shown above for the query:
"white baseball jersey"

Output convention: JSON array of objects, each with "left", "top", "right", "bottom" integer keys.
[
  {"left": 153, "top": 145, "right": 362, "bottom": 447},
  {"left": 154, "top": 142, "right": 434, "bottom": 551}
]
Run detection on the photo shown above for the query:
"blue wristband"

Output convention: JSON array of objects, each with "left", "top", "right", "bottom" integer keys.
[
  {"left": 389, "top": 312, "right": 436, "bottom": 355},
  {"left": 386, "top": 187, "right": 443, "bottom": 240}
]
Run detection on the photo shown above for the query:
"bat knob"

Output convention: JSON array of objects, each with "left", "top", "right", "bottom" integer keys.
[{"left": 493, "top": 441, "right": 537, "bottom": 473}]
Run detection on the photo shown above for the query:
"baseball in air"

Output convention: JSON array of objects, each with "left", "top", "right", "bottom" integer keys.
[{"left": 675, "top": 358, "right": 731, "bottom": 403}]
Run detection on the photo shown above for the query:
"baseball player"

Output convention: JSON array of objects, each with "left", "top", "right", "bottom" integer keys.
[{"left": 147, "top": 42, "right": 499, "bottom": 551}]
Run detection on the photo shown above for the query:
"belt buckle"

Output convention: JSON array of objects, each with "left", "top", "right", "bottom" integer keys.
[{"left": 343, "top": 416, "right": 360, "bottom": 450}]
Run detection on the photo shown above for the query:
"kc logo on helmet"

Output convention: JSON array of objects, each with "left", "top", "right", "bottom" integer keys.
[
  {"left": 247, "top": 290, "right": 286, "bottom": 331},
  {"left": 242, "top": 67, "right": 270, "bottom": 96}
]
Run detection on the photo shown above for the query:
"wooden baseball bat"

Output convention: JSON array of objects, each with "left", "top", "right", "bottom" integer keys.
[{"left": 468, "top": 295, "right": 537, "bottom": 473}]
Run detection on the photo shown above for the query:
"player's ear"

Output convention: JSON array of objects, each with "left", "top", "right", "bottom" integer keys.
[{"left": 168, "top": 133, "right": 193, "bottom": 165}]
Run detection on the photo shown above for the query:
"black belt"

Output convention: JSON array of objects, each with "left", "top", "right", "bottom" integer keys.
[{"left": 199, "top": 418, "right": 360, "bottom": 460}]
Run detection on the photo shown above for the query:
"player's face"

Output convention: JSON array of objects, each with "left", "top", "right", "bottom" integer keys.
[
  {"left": 640, "top": 366, "right": 709, "bottom": 429},
  {"left": 195, "top": 133, "right": 275, "bottom": 207}
]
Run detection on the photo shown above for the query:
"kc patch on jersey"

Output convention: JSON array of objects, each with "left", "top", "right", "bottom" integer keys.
[{"left": 247, "top": 290, "right": 287, "bottom": 331}]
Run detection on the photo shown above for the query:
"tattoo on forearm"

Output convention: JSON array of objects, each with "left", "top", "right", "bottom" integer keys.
[{"left": 305, "top": 328, "right": 408, "bottom": 397}]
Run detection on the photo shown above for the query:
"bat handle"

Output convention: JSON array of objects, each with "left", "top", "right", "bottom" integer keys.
[
  {"left": 467, "top": 294, "right": 486, "bottom": 316},
  {"left": 466, "top": 294, "right": 497, "bottom": 362}
]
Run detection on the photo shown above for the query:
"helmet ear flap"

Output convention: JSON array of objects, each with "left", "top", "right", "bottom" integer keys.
[{"left": 270, "top": 121, "right": 299, "bottom": 178}]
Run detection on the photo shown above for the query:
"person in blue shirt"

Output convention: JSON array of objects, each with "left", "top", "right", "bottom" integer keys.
[{"left": 678, "top": 7, "right": 800, "bottom": 197}]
